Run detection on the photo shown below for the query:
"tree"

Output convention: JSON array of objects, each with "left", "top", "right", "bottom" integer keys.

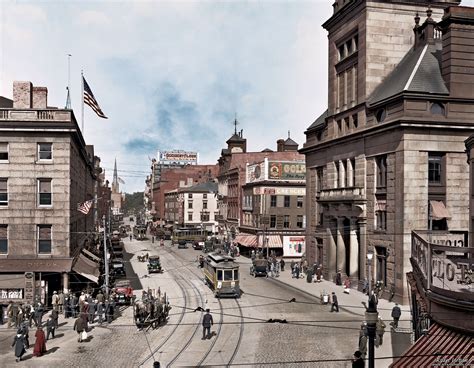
[{"left": 122, "top": 192, "right": 144, "bottom": 215}]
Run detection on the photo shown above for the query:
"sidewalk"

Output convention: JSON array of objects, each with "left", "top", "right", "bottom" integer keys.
[{"left": 237, "top": 256, "right": 413, "bottom": 368}]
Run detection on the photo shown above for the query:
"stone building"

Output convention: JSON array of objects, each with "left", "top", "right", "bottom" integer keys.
[
  {"left": 301, "top": 0, "right": 474, "bottom": 302},
  {"left": 0, "top": 81, "right": 98, "bottom": 304},
  {"left": 110, "top": 158, "right": 123, "bottom": 214}
]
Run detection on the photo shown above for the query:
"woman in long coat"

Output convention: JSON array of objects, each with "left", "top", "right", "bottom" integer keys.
[
  {"left": 32, "top": 326, "right": 47, "bottom": 357},
  {"left": 12, "top": 329, "right": 27, "bottom": 362}
]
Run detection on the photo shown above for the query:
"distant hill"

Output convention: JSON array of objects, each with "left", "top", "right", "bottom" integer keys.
[{"left": 122, "top": 192, "right": 144, "bottom": 215}]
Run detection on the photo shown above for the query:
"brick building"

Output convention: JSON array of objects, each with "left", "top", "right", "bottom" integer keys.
[
  {"left": 0, "top": 81, "right": 98, "bottom": 304},
  {"left": 302, "top": 0, "right": 474, "bottom": 303}
]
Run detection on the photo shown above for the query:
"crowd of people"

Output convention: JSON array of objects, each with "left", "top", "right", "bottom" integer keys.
[{"left": 3, "top": 288, "right": 119, "bottom": 362}]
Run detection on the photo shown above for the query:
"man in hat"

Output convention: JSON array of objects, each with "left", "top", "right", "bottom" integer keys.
[
  {"left": 51, "top": 291, "right": 59, "bottom": 311},
  {"left": 391, "top": 303, "right": 401, "bottom": 328},
  {"left": 352, "top": 350, "right": 365, "bottom": 367},
  {"left": 202, "top": 309, "right": 213, "bottom": 340},
  {"left": 330, "top": 292, "right": 339, "bottom": 312}
]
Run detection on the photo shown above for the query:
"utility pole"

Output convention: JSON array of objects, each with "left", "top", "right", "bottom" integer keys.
[{"left": 103, "top": 215, "right": 109, "bottom": 298}]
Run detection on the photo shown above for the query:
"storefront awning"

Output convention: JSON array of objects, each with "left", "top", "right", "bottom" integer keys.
[
  {"left": 234, "top": 234, "right": 257, "bottom": 247},
  {"left": 430, "top": 200, "right": 450, "bottom": 220},
  {"left": 390, "top": 323, "right": 473, "bottom": 367},
  {"left": 72, "top": 253, "right": 100, "bottom": 284},
  {"left": 0, "top": 258, "right": 73, "bottom": 272},
  {"left": 266, "top": 235, "right": 283, "bottom": 248},
  {"left": 0, "top": 274, "right": 25, "bottom": 289},
  {"left": 82, "top": 249, "right": 101, "bottom": 263}
]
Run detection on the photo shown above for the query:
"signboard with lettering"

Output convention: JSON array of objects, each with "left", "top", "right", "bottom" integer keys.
[
  {"left": 268, "top": 161, "right": 306, "bottom": 181},
  {"left": 283, "top": 236, "right": 305, "bottom": 257},
  {"left": 253, "top": 187, "right": 306, "bottom": 196},
  {"left": 0, "top": 289, "right": 23, "bottom": 299},
  {"left": 158, "top": 150, "right": 198, "bottom": 165}
]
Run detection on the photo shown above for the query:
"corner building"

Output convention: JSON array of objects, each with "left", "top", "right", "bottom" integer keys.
[{"left": 301, "top": 0, "right": 474, "bottom": 303}]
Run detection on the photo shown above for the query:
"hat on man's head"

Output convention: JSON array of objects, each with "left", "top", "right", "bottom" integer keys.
[
  {"left": 354, "top": 350, "right": 362, "bottom": 358},
  {"left": 332, "top": 292, "right": 335, "bottom": 295},
  {"left": 53, "top": 291, "right": 57, "bottom": 294},
  {"left": 206, "top": 309, "right": 210, "bottom": 312}
]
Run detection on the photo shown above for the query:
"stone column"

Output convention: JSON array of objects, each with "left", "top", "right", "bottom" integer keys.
[
  {"left": 349, "top": 218, "right": 359, "bottom": 278},
  {"left": 327, "top": 224, "right": 337, "bottom": 278},
  {"left": 62, "top": 273, "right": 69, "bottom": 294},
  {"left": 336, "top": 218, "right": 346, "bottom": 273},
  {"left": 358, "top": 219, "right": 367, "bottom": 281}
]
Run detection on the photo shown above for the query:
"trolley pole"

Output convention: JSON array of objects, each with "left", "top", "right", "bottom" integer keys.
[{"left": 103, "top": 215, "right": 109, "bottom": 298}]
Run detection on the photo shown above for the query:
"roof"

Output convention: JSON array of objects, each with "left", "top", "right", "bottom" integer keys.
[
  {"left": 0, "top": 96, "right": 13, "bottom": 108},
  {"left": 390, "top": 323, "right": 473, "bottom": 368},
  {"left": 307, "top": 109, "right": 328, "bottom": 131},
  {"left": 368, "top": 42, "right": 449, "bottom": 106},
  {"left": 226, "top": 133, "right": 245, "bottom": 143},
  {"left": 185, "top": 181, "right": 217, "bottom": 193},
  {"left": 284, "top": 137, "right": 298, "bottom": 147}
]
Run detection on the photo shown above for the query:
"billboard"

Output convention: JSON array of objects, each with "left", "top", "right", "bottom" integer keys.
[
  {"left": 268, "top": 161, "right": 306, "bottom": 181},
  {"left": 158, "top": 150, "right": 198, "bottom": 165},
  {"left": 283, "top": 236, "right": 305, "bottom": 257},
  {"left": 246, "top": 161, "right": 266, "bottom": 183}
]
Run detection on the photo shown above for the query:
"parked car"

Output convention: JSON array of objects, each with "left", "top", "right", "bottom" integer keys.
[
  {"left": 193, "top": 241, "right": 204, "bottom": 250},
  {"left": 111, "top": 260, "right": 126, "bottom": 278},
  {"left": 178, "top": 242, "right": 188, "bottom": 249},
  {"left": 147, "top": 256, "right": 163, "bottom": 273}
]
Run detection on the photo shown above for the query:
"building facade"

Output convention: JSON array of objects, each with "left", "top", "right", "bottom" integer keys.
[
  {"left": 0, "top": 81, "right": 97, "bottom": 305},
  {"left": 302, "top": 0, "right": 474, "bottom": 303}
]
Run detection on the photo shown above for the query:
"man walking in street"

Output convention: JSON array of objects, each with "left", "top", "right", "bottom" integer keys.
[
  {"left": 45, "top": 314, "right": 55, "bottom": 340},
  {"left": 330, "top": 292, "right": 339, "bottom": 312},
  {"left": 376, "top": 317, "right": 386, "bottom": 347},
  {"left": 58, "top": 291, "right": 64, "bottom": 314},
  {"left": 391, "top": 303, "right": 401, "bottom": 328},
  {"left": 51, "top": 308, "right": 59, "bottom": 329},
  {"left": 51, "top": 291, "right": 59, "bottom": 311},
  {"left": 202, "top": 309, "right": 213, "bottom": 340}
]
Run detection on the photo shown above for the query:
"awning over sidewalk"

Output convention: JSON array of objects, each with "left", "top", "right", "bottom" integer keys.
[
  {"left": 430, "top": 200, "right": 450, "bottom": 220},
  {"left": 72, "top": 253, "right": 100, "bottom": 283},
  {"left": 0, "top": 258, "right": 73, "bottom": 272},
  {"left": 0, "top": 274, "right": 25, "bottom": 289},
  {"left": 82, "top": 249, "right": 101, "bottom": 263},
  {"left": 390, "top": 323, "right": 473, "bottom": 368},
  {"left": 234, "top": 234, "right": 257, "bottom": 247},
  {"left": 266, "top": 235, "right": 283, "bottom": 248}
]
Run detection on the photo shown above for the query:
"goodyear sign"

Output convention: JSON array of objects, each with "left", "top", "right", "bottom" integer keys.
[
  {"left": 268, "top": 161, "right": 306, "bottom": 181},
  {"left": 158, "top": 150, "right": 198, "bottom": 164}
]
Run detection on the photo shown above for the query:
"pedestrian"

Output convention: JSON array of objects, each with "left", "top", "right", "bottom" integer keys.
[
  {"left": 58, "top": 291, "right": 65, "bottom": 313},
  {"left": 32, "top": 326, "right": 47, "bottom": 357},
  {"left": 73, "top": 314, "right": 87, "bottom": 342},
  {"left": 45, "top": 315, "right": 55, "bottom": 340},
  {"left": 130, "top": 234, "right": 132, "bottom": 241},
  {"left": 96, "top": 290, "right": 104, "bottom": 304},
  {"left": 330, "top": 292, "right": 339, "bottom": 312},
  {"left": 20, "top": 321, "right": 30, "bottom": 347},
  {"left": 34, "top": 302, "right": 44, "bottom": 327},
  {"left": 51, "top": 291, "right": 59, "bottom": 311},
  {"left": 96, "top": 302, "right": 104, "bottom": 324},
  {"left": 11, "top": 328, "right": 27, "bottom": 362},
  {"left": 362, "top": 278, "right": 369, "bottom": 295},
  {"left": 290, "top": 260, "right": 295, "bottom": 275},
  {"left": 202, "top": 309, "right": 213, "bottom": 339},
  {"left": 71, "top": 293, "right": 78, "bottom": 318},
  {"left": 335, "top": 270, "right": 342, "bottom": 285},
  {"left": 88, "top": 299, "right": 96, "bottom": 323},
  {"left": 0, "top": 303, "right": 3, "bottom": 325},
  {"left": 375, "top": 317, "right": 386, "bottom": 347},
  {"left": 280, "top": 258, "right": 285, "bottom": 272},
  {"left": 391, "top": 303, "right": 401, "bottom": 328},
  {"left": 294, "top": 263, "right": 300, "bottom": 279},
  {"left": 6, "top": 301, "right": 14, "bottom": 328},
  {"left": 316, "top": 265, "right": 322, "bottom": 282},
  {"left": 51, "top": 308, "right": 59, "bottom": 329},
  {"left": 352, "top": 350, "right": 365, "bottom": 368},
  {"left": 358, "top": 323, "right": 368, "bottom": 358}
]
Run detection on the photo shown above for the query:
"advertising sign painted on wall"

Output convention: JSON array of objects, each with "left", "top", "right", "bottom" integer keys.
[
  {"left": 253, "top": 187, "right": 305, "bottom": 196},
  {"left": 283, "top": 236, "right": 305, "bottom": 257},
  {"left": 158, "top": 150, "right": 198, "bottom": 165},
  {"left": 268, "top": 161, "right": 306, "bottom": 181},
  {"left": 0, "top": 289, "right": 23, "bottom": 299},
  {"left": 246, "top": 161, "right": 266, "bottom": 183}
]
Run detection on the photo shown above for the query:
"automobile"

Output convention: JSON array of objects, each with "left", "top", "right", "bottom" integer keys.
[
  {"left": 147, "top": 255, "right": 163, "bottom": 273},
  {"left": 111, "top": 260, "right": 126, "bottom": 278},
  {"left": 114, "top": 280, "right": 135, "bottom": 305},
  {"left": 193, "top": 241, "right": 204, "bottom": 250},
  {"left": 178, "top": 242, "right": 188, "bottom": 249}
]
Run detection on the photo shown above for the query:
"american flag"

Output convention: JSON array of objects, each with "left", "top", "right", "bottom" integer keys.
[
  {"left": 77, "top": 199, "right": 94, "bottom": 215},
  {"left": 83, "top": 76, "right": 108, "bottom": 119}
]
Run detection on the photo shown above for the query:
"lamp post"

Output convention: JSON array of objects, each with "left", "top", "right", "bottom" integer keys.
[
  {"left": 365, "top": 251, "right": 377, "bottom": 368},
  {"left": 367, "top": 252, "right": 373, "bottom": 296},
  {"left": 266, "top": 236, "right": 269, "bottom": 259}
]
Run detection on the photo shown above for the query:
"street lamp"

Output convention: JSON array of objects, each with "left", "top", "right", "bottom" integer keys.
[
  {"left": 367, "top": 252, "right": 373, "bottom": 296},
  {"left": 266, "top": 236, "right": 269, "bottom": 259},
  {"left": 365, "top": 295, "right": 378, "bottom": 368}
]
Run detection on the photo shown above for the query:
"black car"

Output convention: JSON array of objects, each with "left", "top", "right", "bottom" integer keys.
[
  {"left": 177, "top": 241, "right": 188, "bottom": 249},
  {"left": 111, "top": 261, "right": 126, "bottom": 278},
  {"left": 193, "top": 241, "right": 204, "bottom": 250}
]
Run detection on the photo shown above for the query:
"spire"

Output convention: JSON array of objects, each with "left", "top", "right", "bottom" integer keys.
[
  {"left": 113, "top": 158, "right": 118, "bottom": 187},
  {"left": 233, "top": 114, "right": 238, "bottom": 135},
  {"left": 288, "top": 130, "right": 290, "bottom": 139}
]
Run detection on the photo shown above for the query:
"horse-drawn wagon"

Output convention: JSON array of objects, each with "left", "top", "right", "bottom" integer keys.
[{"left": 133, "top": 290, "right": 171, "bottom": 329}]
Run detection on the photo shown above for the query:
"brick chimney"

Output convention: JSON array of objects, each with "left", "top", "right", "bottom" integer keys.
[
  {"left": 13, "top": 81, "right": 32, "bottom": 108},
  {"left": 439, "top": 6, "right": 474, "bottom": 98},
  {"left": 276, "top": 139, "right": 285, "bottom": 152},
  {"left": 32, "top": 87, "right": 48, "bottom": 108}
]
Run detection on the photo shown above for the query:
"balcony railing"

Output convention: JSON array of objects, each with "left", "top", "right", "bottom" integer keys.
[
  {"left": 318, "top": 186, "right": 365, "bottom": 201},
  {"left": 0, "top": 109, "right": 71, "bottom": 122}
]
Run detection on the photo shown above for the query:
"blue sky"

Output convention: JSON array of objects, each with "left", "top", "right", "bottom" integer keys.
[{"left": 1, "top": 0, "right": 473, "bottom": 192}]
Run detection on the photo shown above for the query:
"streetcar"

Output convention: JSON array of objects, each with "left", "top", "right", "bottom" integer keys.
[
  {"left": 202, "top": 253, "right": 240, "bottom": 298},
  {"left": 172, "top": 227, "right": 206, "bottom": 244},
  {"left": 133, "top": 225, "right": 147, "bottom": 240}
]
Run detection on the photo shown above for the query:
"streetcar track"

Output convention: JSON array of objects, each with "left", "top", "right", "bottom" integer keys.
[{"left": 195, "top": 298, "right": 224, "bottom": 367}]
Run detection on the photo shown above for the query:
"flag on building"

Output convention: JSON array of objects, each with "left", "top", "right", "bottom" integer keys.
[
  {"left": 77, "top": 199, "right": 94, "bottom": 215},
  {"left": 83, "top": 76, "right": 108, "bottom": 119},
  {"left": 118, "top": 177, "right": 125, "bottom": 184}
]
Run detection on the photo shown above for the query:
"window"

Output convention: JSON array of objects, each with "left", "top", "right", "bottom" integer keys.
[
  {"left": 429, "top": 154, "right": 443, "bottom": 184},
  {"left": 335, "top": 161, "right": 340, "bottom": 188},
  {"left": 0, "top": 179, "right": 7, "bottom": 206},
  {"left": 376, "top": 156, "right": 387, "bottom": 189},
  {"left": 284, "top": 196, "right": 290, "bottom": 208},
  {"left": 430, "top": 102, "right": 445, "bottom": 116},
  {"left": 203, "top": 193, "right": 207, "bottom": 199},
  {"left": 376, "top": 246, "right": 387, "bottom": 286},
  {"left": 201, "top": 212, "right": 210, "bottom": 221},
  {"left": 38, "top": 179, "right": 52, "bottom": 206},
  {"left": 188, "top": 193, "right": 193, "bottom": 199},
  {"left": 283, "top": 215, "right": 290, "bottom": 228},
  {"left": 337, "top": 119, "right": 342, "bottom": 134},
  {"left": 0, "top": 225, "right": 7, "bottom": 254},
  {"left": 188, "top": 201, "right": 193, "bottom": 209},
  {"left": 352, "top": 114, "right": 358, "bottom": 128},
  {"left": 297, "top": 196, "right": 303, "bottom": 208},
  {"left": 297, "top": 215, "right": 303, "bottom": 228},
  {"left": 0, "top": 143, "right": 8, "bottom": 161},
  {"left": 224, "top": 270, "right": 233, "bottom": 281},
  {"left": 351, "top": 158, "right": 356, "bottom": 187},
  {"left": 234, "top": 269, "right": 239, "bottom": 281},
  {"left": 344, "top": 117, "right": 350, "bottom": 132},
  {"left": 217, "top": 270, "right": 223, "bottom": 281},
  {"left": 270, "top": 215, "right": 276, "bottom": 228},
  {"left": 38, "top": 143, "right": 52, "bottom": 160},
  {"left": 316, "top": 168, "right": 324, "bottom": 193},
  {"left": 376, "top": 109, "right": 386, "bottom": 123},
  {"left": 375, "top": 199, "right": 387, "bottom": 231},
  {"left": 188, "top": 212, "right": 193, "bottom": 221},
  {"left": 38, "top": 225, "right": 52, "bottom": 253},
  {"left": 203, "top": 201, "right": 208, "bottom": 209},
  {"left": 270, "top": 195, "right": 277, "bottom": 207}
]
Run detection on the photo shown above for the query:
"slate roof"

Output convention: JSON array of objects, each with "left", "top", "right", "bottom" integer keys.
[
  {"left": 0, "top": 96, "right": 13, "bottom": 108},
  {"left": 186, "top": 181, "right": 218, "bottom": 193},
  {"left": 226, "top": 133, "right": 245, "bottom": 143},
  {"left": 307, "top": 109, "right": 328, "bottom": 131},
  {"left": 284, "top": 137, "right": 298, "bottom": 147},
  {"left": 368, "top": 42, "right": 449, "bottom": 106}
]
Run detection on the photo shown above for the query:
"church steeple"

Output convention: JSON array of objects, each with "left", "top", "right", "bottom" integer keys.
[{"left": 112, "top": 158, "right": 119, "bottom": 193}]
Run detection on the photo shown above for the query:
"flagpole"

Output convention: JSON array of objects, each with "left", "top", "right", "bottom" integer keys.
[{"left": 81, "top": 70, "right": 84, "bottom": 134}]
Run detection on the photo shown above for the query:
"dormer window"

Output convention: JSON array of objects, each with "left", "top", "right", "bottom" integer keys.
[
  {"left": 430, "top": 102, "right": 445, "bottom": 116},
  {"left": 376, "top": 109, "right": 386, "bottom": 123}
]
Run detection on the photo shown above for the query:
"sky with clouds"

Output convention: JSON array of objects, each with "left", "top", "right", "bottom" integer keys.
[{"left": 1, "top": 0, "right": 473, "bottom": 193}]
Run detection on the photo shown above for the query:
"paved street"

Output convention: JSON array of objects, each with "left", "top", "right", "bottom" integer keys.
[{"left": 0, "top": 234, "right": 410, "bottom": 367}]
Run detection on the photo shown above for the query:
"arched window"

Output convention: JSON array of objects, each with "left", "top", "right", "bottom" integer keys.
[
  {"left": 430, "top": 102, "right": 445, "bottom": 116},
  {"left": 376, "top": 109, "right": 386, "bottom": 123}
]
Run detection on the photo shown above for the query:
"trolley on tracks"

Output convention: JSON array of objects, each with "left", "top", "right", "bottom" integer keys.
[
  {"left": 202, "top": 253, "right": 240, "bottom": 298},
  {"left": 133, "top": 290, "right": 171, "bottom": 329}
]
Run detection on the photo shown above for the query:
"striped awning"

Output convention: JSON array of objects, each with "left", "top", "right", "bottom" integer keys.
[
  {"left": 390, "top": 323, "right": 473, "bottom": 368},
  {"left": 234, "top": 234, "right": 257, "bottom": 247},
  {"left": 267, "top": 235, "right": 283, "bottom": 248},
  {"left": 430, "top": 200, "right": 450, "bottom": 220}
]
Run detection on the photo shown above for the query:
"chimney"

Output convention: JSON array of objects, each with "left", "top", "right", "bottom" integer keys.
[
  {"left": 439, "top": 6, "right": 474, "bottom": 98},
  {"left": 277, "top": 139, "right": 285, "bottom": 152},
  {"left": 32, "top": 87, "right": 48, "bottom": 108},
  {"left": 13, "top": 81, "right": 33, "bottom": 108}
]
